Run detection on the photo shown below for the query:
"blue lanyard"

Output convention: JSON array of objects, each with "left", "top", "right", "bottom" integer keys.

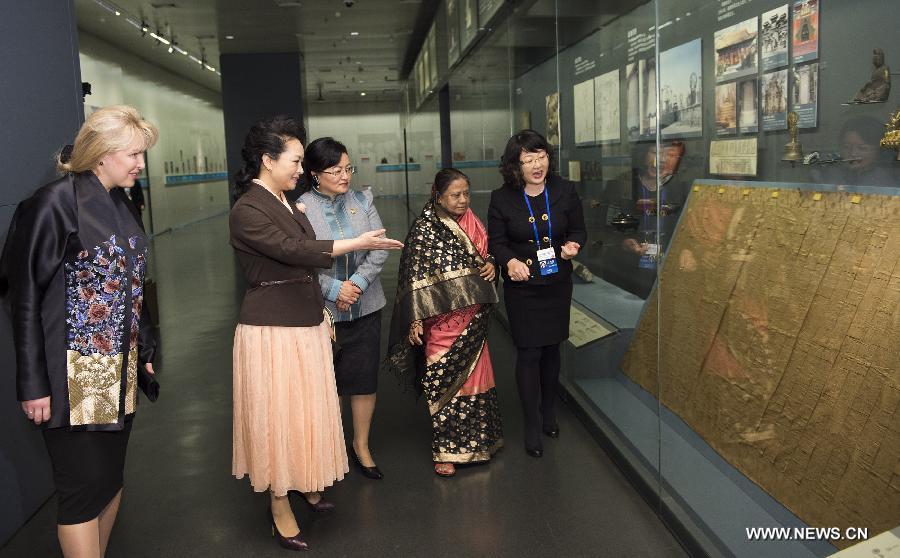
[{"left": 522, "top": 187, "right": 552, "bottom": 248}]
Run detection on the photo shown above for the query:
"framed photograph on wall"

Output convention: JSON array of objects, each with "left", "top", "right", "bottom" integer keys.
[
  {"left": 459, "top": 0, "right": 479, "bottom": 53},
  {"left": 715, "top": 17, "right": 759, "bottom": 83},
  {"left": 716, "top": 82, "right": 737, "bottom": 135},
  {"left": 447, "top": 0, "right": 460, "bottom": 67},
  {"left": 546, "top": 91, "right": 560, "bottom": 146},
  {"left": 737, "top": 78, "right": 759, "bottom": 133},
  {"left": 478, "top": 0, "right": 504, "bottom": 27},
  {"left": 625, "top": 61, "right": 640, "bottom": 141},
  {"left": 594, "top": 68, "right": 620, "bottom": 143},
  {"left": 792, "top": 62, "right": 818, "bottom": 128},
  {"left": 761, "top": 69, "right": 789, "bottom": 130},
  {"left": 573, "top": 79, "right": 596, "bottom": 145},
  {"left": 792, "top": 0, "right": 819, "bottom": 63},
  {"left": 659, "top": 38, "right": 703, "bottom": 138},
  {"left": 761, "top": 5, "right": 789, "bottom": 71}
]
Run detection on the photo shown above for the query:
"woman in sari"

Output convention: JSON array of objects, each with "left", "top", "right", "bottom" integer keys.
[{"left": 386, "top": 168, "right": 503, "bottom": 477}]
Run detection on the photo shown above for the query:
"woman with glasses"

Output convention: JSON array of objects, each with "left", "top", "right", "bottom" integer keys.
[
  {"left": 487, "top": 129, "right": 586, "bottom": 458},
  {"left": 299, "top": 137, "right": 389, "bottom": 480},
  {"left": 386, "top": 168, "right": 502, "bottom": 477}
]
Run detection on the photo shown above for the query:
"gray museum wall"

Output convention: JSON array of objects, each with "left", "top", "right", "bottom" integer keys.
[{"left": 0, "top": 0, "right": 85, "bottom": 546}]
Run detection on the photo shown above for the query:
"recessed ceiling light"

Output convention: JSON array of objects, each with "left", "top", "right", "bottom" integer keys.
[
  {"left": 360, "top": 92, "right": 366, "bottom": 96},
  {"left": 350, "top": 31, "right": 359, "bottom": 36},
  {"left": 225, "top": 35, "right": 235, "bottom": 40}
]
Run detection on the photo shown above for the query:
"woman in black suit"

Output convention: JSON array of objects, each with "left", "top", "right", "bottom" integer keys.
[{"left": 487, "top": 129, "right": 586, "bottom": 457}]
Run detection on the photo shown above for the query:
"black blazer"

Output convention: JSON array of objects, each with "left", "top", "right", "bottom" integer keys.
[
  {"left": 229, "top": 183, "right": 335, "bottom": 327},
  {"left": 0, "top": 172, "right": 157, "bottom": 430},
  {"left": 487, "top": 175, "right": 587, "bottom": 286}
]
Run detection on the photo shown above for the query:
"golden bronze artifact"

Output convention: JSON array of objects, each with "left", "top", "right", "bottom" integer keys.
[{"left": 782, "top": 111, "right": 803, "bottom": 162}]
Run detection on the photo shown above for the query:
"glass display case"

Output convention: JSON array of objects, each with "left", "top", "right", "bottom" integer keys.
[{"left": 401, "top": 1, "right": 899, "bottom": 555}]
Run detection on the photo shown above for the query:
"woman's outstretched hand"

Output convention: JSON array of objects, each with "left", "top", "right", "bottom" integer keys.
[{"left": 356, "top": 229, "right": 403, "bottom": 251}]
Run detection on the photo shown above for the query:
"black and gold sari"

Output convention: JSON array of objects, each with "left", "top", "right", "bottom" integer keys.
[{"left": 386, "top": 201, "right": 503, "bottom": 463}]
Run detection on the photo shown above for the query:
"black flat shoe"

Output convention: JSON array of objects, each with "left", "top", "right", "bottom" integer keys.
[
  {"left": 350, "top": 447, "right": 384, "bottom": 480},
  {"left": 543, "top": 427, "right": 560, "bottom": 438},
  {"left": 267, "top": 507, "right": 310, "bottom": 551},
  {"left": 525, "top": 448, "right": 544, "bottom": 458}
]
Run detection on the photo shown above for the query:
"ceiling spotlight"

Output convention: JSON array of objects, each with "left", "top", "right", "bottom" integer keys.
[
  {"left": 225, "top": 35, "right": 235, "bottom": 40},
  {"left": 115, "top": 10, "right": 121, "bottom": 16},
  {"left": 360, "top": 92, "right": 366, "bottom": 96},
  {"left": 350, "top": 31, "right": 359, "bottom": 36},
  {"left": 168, "top": 45, "right": 174, "bottom": 53}
]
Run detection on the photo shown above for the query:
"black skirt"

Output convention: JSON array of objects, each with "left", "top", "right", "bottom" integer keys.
[
  {"left": 334, "top": 309, "right": 382, "bottom": 396},
  {"left": 42, "top": 417, "right": 133, "bottom": 525},
  {"left": 503, "top": 281, "right": 573, "bottom": 348}
]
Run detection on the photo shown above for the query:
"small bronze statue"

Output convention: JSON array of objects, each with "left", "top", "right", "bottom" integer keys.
[
  {"left": 782, "top": 111, "right": 804, "bottom": 162},
  {"left": 881, "top": 108, "right": 900, "bottom": 160},
  {"left": 851, "top": 48, "right": 891, "bottom": 104}
]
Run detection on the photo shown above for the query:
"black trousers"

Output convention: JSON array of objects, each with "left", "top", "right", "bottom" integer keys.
[{"left": 515, "top": 343, "right": 561, "bottom": 450}]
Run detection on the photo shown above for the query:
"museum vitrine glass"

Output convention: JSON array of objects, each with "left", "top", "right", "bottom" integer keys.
[{"left": 401, "top": 0, "right": 899, "bottom": 555}]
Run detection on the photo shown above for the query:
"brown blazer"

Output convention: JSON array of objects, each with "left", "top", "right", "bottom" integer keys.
[{"left": 230, "top": 183, "right": 335, "bottom": 326}]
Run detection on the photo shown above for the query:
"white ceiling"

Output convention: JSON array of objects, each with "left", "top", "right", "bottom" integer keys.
[{"left": 74, "top": 0, "right": 435, "bottom": 103}]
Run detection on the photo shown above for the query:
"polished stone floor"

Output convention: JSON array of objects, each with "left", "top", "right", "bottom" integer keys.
[{"left": 1, "top": 199, "right": 686, "bottom": 557}]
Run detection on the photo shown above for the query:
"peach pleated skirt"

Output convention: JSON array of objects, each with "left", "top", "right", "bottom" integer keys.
[{"left": 232, "top": 321, "right": 348, "bottom": 496}]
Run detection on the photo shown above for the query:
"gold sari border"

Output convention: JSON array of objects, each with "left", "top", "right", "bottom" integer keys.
[{"left": 433, "top": 439, "right": 504, "bottom": 463}]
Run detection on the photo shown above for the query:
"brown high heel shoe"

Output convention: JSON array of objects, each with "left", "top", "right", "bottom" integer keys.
[{"left": 267, "top": 507, "right": 310, "bottom": 551}]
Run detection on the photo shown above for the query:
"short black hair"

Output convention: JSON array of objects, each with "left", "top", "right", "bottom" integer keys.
[
  {"left": 499, "top": 129, "right": 555, "bottom": 189},
  {"left": 302, "top": 137, "right": 349, "bottom": 193},
  {"left": 234, "top": 115, "right": 306, "bottom": 198}
]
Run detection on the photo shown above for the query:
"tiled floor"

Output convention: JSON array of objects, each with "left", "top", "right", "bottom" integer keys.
[{"left": 1, "top": 199, "right": 686, "bottom": 557}]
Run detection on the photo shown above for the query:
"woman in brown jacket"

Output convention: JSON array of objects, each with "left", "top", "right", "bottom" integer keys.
[{"left": 229, "top": 116, "right": 402, "bottom": 551}]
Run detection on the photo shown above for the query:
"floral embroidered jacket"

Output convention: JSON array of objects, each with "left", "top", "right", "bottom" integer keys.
[{"left": 0, "top": 172, "right": 157, "bottom": 431}]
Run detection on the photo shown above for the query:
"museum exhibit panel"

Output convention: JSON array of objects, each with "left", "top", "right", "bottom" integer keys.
[{"left": 400, "top": 0, "right": 899, "bottom": 556}]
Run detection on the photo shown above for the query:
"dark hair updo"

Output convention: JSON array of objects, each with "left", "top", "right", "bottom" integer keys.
[
  {"left": 499, "top": 129, "right": 556, "bottom": 189},
  {"left": 234, "top": 115, "right": 306, "bottom": 198},
  {"left": 432, "top": 168, "right": 470, "bottom": 199},
  {"left": 301, "top": 137, "right": 349, "bottom": 194}
]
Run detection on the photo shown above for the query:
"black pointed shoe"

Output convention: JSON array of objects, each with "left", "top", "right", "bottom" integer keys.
[
  {"left": 267, "top": 507, "right": 310, "bottom": 551},
  {"left": 350, "top": 447, "right": 384, "bottom": 480}
]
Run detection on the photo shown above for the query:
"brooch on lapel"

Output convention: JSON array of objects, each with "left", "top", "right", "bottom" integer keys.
[{"left": 349, "top": 208, "right": 358, "bottom": 215}]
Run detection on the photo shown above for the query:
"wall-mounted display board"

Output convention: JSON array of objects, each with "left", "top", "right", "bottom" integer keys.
[
  {"left": 460, "top": 0, "right": 479, "bottom": 53},
  {"left": 623, "top": 182, "right": 900, "bottom": 549},
  {"left": 573, "top": 79, "right": 596, "bottom": 146},
  {"left": 594, "top": 69, "right": 620, "bottom": 143},
  {"left": 446, "top": 0, "right": 460, "bottom": 67},
  {"left": 793, "top": 62, "right": 819, "bottom": 128},
  {"left": 715, "top": 17, "right": 759, "bottom": 83},
  {"left": 761, "top": 4, "right": 789, "bottom": 71},
  {"left": 659, "top": 38, "right": 703, "bottom": 138},
  {"left": 478, "top": 0, "right": 504, "bottom": 28},
  {"left": 792, "top": 0, "right": 819, "bottom": 63}
]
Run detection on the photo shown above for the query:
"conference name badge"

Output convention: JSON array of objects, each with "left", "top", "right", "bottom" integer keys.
[{"left": 537, "top": 247, "right": 558, "bottom": 276}]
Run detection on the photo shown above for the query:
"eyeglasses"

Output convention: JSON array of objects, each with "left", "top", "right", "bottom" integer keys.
[
  {"left": 519, "top": 153, "right": 548, "bottom": 167},
  {"left": 320, "top": 165, "right": 357, "bottom": 178}
]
